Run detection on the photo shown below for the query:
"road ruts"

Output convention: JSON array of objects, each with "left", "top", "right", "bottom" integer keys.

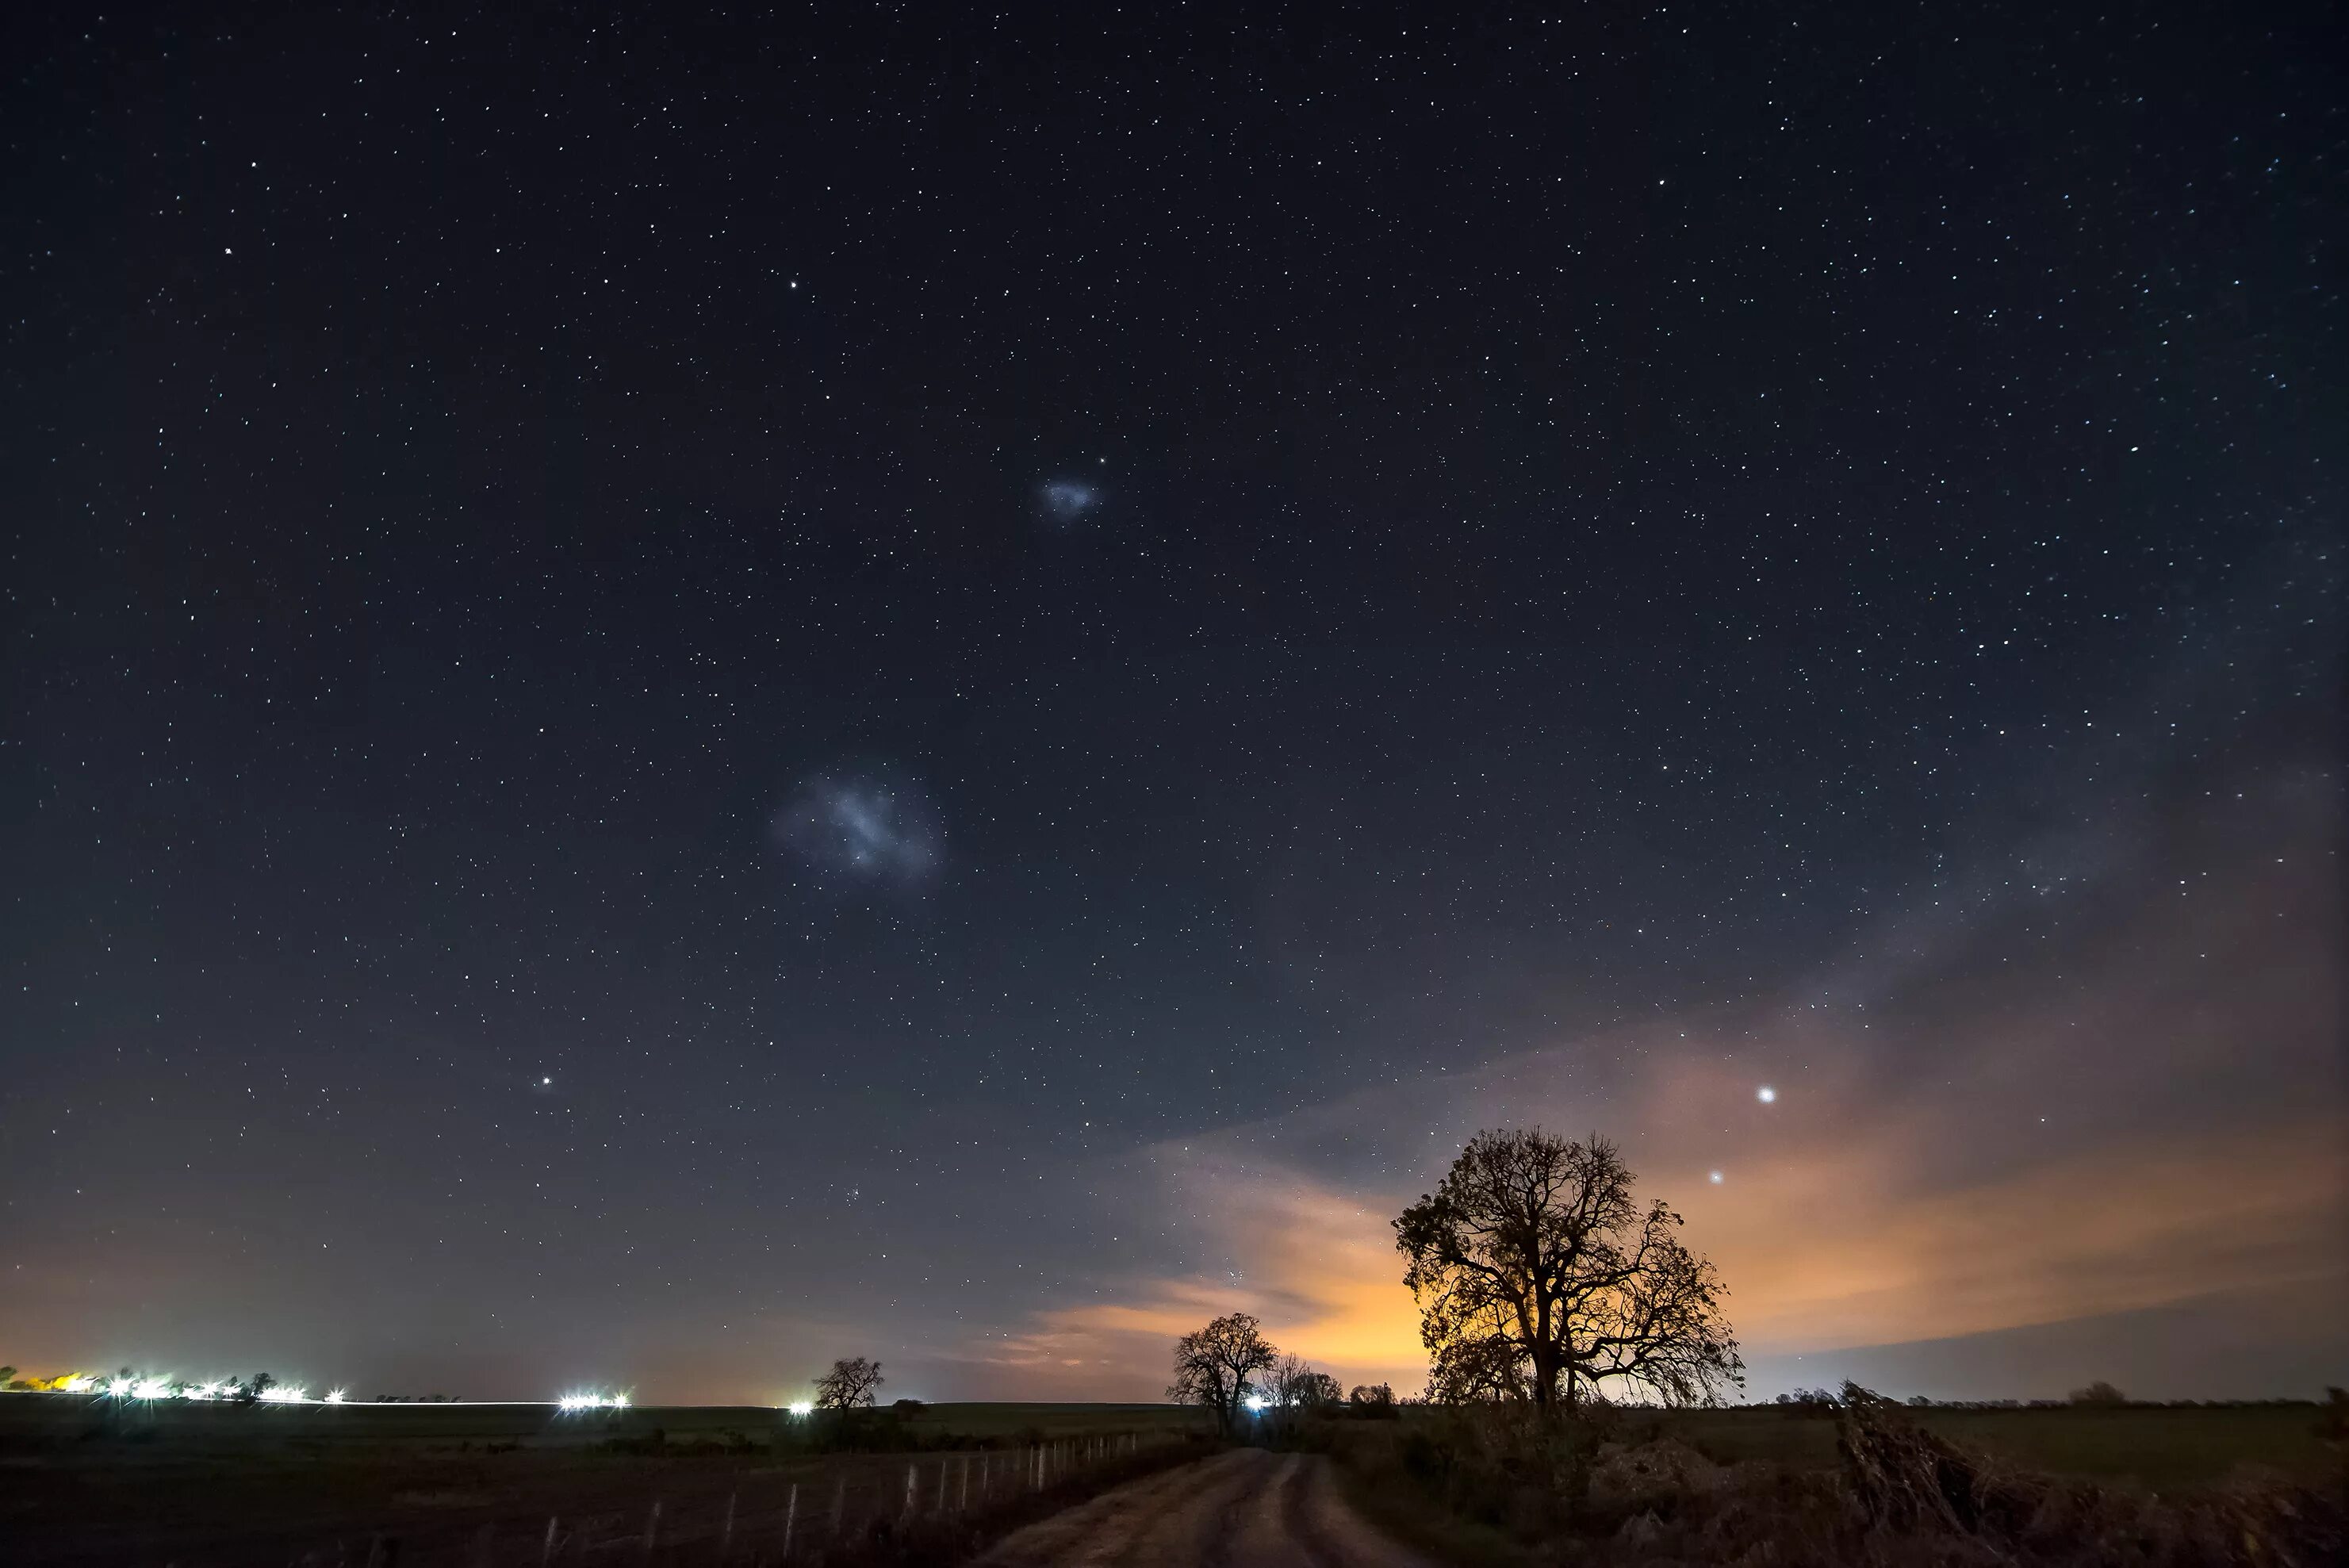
[{"left": 976, "top": 1447, "right": 1434, "bottom": 1568}]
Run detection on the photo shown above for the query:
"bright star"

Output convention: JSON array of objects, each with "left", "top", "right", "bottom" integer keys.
[{"left": 1757, "top": 1086, "right": 1776, "bottom": 1103}]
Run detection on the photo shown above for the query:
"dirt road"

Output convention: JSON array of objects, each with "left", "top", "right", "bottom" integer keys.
[{"left": 979, "top": 1447, "right": 1433, "bottom": 1568}]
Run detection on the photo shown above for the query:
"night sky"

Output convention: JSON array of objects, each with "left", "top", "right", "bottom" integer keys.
[{"left": 3, "top": 4, "right": 2342, "bottom": 1406}]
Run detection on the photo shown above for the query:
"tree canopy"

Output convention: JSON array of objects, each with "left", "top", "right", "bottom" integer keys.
[
  {"left": 1167, "top": 1312, "right": 1278, "bottom": 1435},
  {"left": 813, "top": 1355, "right": 886, "bottom": 1410},
  {"left": 1395, "top": 1129, "right": 1742, "bottom": 1409}
]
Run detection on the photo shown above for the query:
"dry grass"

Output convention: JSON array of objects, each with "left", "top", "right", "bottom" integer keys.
[{"left": 1324, "top": 1386, "right": 2348, "bottom": 1566}]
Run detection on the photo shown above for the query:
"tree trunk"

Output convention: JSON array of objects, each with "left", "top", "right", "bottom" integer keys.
[{"left": 1531, "top": 1291, "right": 1557, "bottom": 1411}]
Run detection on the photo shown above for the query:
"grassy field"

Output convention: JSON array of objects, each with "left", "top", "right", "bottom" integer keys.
[
  {"left": 2, "top": 1395, "right": 2336, "bottom": 1562},
  {"left": 1327, "top": 1401, "right": 2346, "bottom": 1568},
  {"left": 1637, "top": 1402, "right": 2338, "bottom": 1491},
  {"left": 904, "top": 1402, "right": 1209, "bottom": 1442},
  {"left": 0, "top": 1392, "right": 1207, "bottom": 1451},
  {"left": 0, "top": 1396, "right": 1209, "bottom": 1565}
]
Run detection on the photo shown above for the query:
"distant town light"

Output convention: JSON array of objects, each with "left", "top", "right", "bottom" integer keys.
[
  {"left": 786, "top": 1400, "right": 815, "bottom": 1417},
  {"left": 558, "top": 1391, "right": 629, "bottom": 1412}
]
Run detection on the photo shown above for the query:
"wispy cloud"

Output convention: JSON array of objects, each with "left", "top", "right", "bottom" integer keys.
[{"left": 957, "top": 726, "right": 2344, "bottom": 1398}]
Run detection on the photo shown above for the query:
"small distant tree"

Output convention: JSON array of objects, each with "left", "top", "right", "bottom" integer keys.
[
  {"left": 236, "top": 1373, "right": 275, "bottom": 1405},
  {"left": 2068, "top": 1381, "right": 2126, "bottom": 1406},
  {"left": 891, "top": 1397, "right": 925, "bottom": 1417},
  {"left": 814, "top": 1356, "right": 885, "bottom": 1411},
  {"left": 0, "top": 1366, "right": 15, "bottom": 1386},
  {"left": 1263, "top": 1354, "right": 1342, "bottom": 1409},
  {"left": 1349, "top": 1382, "right": 1397, "bottom": 1417},
  {"left": 1168, "top": 1313, "right": 1277, "bottom": 1436}
]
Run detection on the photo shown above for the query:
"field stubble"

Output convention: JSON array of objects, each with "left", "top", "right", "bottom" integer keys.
[
  {"left": 0, "top": 1396, "right": 1210, "bottom": 1566},
  {"left": 1323, "top": 1391, "right": 2347, "bottom": 1566}
]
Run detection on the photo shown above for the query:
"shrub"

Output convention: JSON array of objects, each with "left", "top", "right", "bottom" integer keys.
[{"left": 2066, "top": 1381, "right": 2126, "bottom": 1406}]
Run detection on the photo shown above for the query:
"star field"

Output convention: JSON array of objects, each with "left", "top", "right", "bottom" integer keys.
[{"left": 0, "top": 3, "right": 2339, "bottom": 1401}]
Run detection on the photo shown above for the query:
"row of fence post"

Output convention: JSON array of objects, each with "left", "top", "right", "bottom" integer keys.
[{"left": 332, "top": 1432, "right": 1153, "bottom": 1564}]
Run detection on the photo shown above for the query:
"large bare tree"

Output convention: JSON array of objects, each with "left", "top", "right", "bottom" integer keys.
[
  {"left": 1167, "top": 1313, "right": 1277, "bottom": 1436},
  {"left": 813, "top": 1355, "right": 886, "bottom": 1410},
  {"left": 1395, "top": 1129, "right": 1742, "bottom": 1410}
]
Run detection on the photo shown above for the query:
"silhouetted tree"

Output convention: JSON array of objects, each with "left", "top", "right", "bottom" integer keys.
[
  {"left": 1265, "top": 1354, "right": 1342, "bottom": 1409},
  {"left": 814, "top": 1356, "right": 885, "bottom": 1410},
  {"left": 1395, "top": 1129, "right": 1742, "bottom": 1410},
  {"left": 2067, "top": 1380, "right": 2126, "bottom": 1405},
  {"left": 1348, "top": 1382, "right": 1397, "bottom": 1416},
  {"left": 1167, "top": 1313, "right": 1277, "bottom": 1436}
]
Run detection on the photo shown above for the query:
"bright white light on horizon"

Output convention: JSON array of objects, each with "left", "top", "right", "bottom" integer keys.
[
  {"left": 105, "top": 1377, "right": 137, "bottom": 1398},
  {"left": 558, "top": 1391, "right": 630, "bottom": 1412},
  {"left": 259, "top": 1386, "right": 307, "bottom": 1404},
  {"left": 1757, "top": 1085, "right": 1777, "bottom": 1103},
  {"left": 1243, "top": 1395, "right": 1270, "bottom": 1413},
  {"left": 59, "top": 1374, "right": 95, "bottom": 1393},
  {"left": 786, "top": 1401, "right": 814, "bottom": 1417},
  {"left": 325, "top": 1389, "right": 347, "bottom": 1405},
  {"left": 132, "top": 1378, "right": 172, "bottom": 1400}
]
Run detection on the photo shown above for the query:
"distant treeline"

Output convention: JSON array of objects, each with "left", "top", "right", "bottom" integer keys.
[{"left": 1770, "top": 1383, "right": 2333, "bottom": 1414}]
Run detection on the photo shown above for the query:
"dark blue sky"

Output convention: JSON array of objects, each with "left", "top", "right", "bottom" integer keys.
[{"left": 2, "top": 2, "right": 2339, "bottom": 1403}]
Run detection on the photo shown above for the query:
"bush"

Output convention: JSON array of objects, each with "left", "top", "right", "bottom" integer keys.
[{"left": 2066, "top": 1381, "right": 2126, "bottom": 1406}]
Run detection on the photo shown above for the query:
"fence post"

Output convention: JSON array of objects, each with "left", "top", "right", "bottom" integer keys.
[
  {"left": 641, "top": 1499, "right": 661, "bottom": 1562},
  {"left": 830, "top": 1476, "right": 845, "bottom": 1542},
  {"left": 720, "top": 1490, "right": 736, "bottom": 1559},
  {"left": 539, "top": 1516, "right": 559, "bottom": 1566},
  {"left": 782, "top": 1482, "right": 798, "bottom": 1558},
  {"left": 960, "top": 1453, "right": 970, "bottom": 1512}
]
